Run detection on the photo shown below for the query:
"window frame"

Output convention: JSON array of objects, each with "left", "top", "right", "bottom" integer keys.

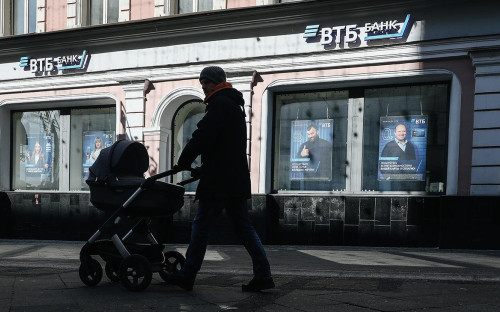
[
  {"left": 12, "top": 0, "right": 36, "bottom": 35},
  {"left": 88, "top": 0, "right": 118, "bottom": 25}
]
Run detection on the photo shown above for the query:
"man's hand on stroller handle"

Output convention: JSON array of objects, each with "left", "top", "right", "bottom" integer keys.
[
  {"left": 173, "top": 164, "right": 202, "bottom": 178},
  {"left": 140, "top": 176, "right": 156, "bottom": 189}
]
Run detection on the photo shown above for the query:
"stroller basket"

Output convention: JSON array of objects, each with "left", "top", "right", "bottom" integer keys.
[{"left": 87, "top": 178, "right": 184, "bottom": 217}]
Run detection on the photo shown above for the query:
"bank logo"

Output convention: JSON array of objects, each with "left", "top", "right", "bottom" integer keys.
[
  {"left": 19, "top": 50, "right": 88, "bottom": 74},
  {"left": 303, "top": 14, "right": 411, "bottom": 46},
  {"left": 303, "top": 25, "right": 320, "bottom": 38},
  {"left": 19, "top": 56, "right": 29, "bottom": 67}
]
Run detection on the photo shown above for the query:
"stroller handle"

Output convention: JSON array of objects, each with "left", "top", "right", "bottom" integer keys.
[
  {"left": 177, "top": 176, "right": 199, "bottom": 186},
  {"left": 147, "top": 167, "right": 182, "bottom": 182},
  {"left": 141, "top": 166, "right": 199, "bottom": 189}
]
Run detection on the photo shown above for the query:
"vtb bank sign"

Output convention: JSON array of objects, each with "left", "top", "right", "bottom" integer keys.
[
  {"left": 304, "top": 14, "right": 411, "bottom": 47},
  {"left": 19, "top": 50, "right": 88, "bottom": 75}
]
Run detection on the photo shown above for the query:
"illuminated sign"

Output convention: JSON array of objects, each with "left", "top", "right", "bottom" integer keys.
[
  {"left": 304, "top": 14, "right": 411, "bottom": 47},
  {"left": 19, "top": 50, "right": 88, "bottom": 74}
]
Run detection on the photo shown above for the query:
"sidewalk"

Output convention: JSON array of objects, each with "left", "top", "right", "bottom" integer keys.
[{"left": 1, "top": 240, "right": 500, "bottom": 311}]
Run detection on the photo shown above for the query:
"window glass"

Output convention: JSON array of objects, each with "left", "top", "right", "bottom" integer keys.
[
  {"left": 362, "top": 84, "right": 449, "bottom": 192},
  {"left": 12, "top": 111, "right": 60, "bottom": 190},
  {"left": 274, "top": 91, "right": 349, "bottom": 191},
  {"left": 172, "top": 100, "right": 205, "bottom": 192},
  {"left": 178, "top": 0, "right": 193, "bottom": 14},
  {"left": 198, "top": 0, "right": 212, "bottom": 11},
  {"left": 70, "top": 107, "right": 116, "bottom": 191},
  {"left": 90, "top": 0, "right": 103, "bottom": 25},
  {"left": 107, "top": 0, "right": 119, "bottom": 23},
  {"left": 28, "top": 0, "right": 36, "bottom": 33},
  {"left": 13, "top": 0, "right": 25, "bottom": 35}
]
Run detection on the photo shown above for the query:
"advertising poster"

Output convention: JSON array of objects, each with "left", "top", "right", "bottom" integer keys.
[
  {"left": 82, "top": 131, "right": 114, "bottom": 181},
  {"left": 25, "top": 133, "right": 53, "bottom": 186},
  {"left": 290, "top": 119, "right": 333, "bottom": 181},
  {"left": 378, "top": 116, "right": 428, "bottom": 181}
]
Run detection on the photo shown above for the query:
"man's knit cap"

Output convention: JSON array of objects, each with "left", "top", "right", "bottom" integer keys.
[{"left": 199, "top": 66, "right": 226, "bottom": 84}]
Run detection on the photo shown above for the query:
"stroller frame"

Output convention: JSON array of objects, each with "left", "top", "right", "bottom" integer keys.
[{"left": 79, "top": 166, "right": 197, "bottom": 292}]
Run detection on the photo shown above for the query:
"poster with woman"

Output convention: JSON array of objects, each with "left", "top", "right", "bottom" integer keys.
[
  {"left": 25, "top": 133, "right": 53, "bottom": 186},
  {"left": 82, "top": 131, "right": 114, "bottom": 181},
  {"left": 378, "top": 116, "right": 428, "bottom": 181},
  {"left": 290, "top": 119, "right": 333, "bottom": 181}
]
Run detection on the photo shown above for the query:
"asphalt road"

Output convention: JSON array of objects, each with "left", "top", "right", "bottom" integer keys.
[{"left": 1, "top": 240, "right": 500, "bottom": 311}]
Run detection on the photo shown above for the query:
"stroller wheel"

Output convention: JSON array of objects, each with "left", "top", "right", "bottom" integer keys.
[
  {"left": 119, "top": 254, "right": 152, "bottom": 292},
  {"left": 105, "top": 262, "right": 121, "bottom": 282},
  {"left": 159, "top": 251, "right": 186, "bottom": 282},
  {"left": 79, "top": 258, "right": 103, "bottom": 287}
]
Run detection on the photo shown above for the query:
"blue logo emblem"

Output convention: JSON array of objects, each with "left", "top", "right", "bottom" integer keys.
[{"left": 303, "top": 25, "right": 320, "bottom": 38}]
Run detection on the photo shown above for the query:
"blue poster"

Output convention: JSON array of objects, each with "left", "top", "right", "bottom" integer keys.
[
  {"left": 378, "top": 116, "right": 428, "bottom": 181},
  {"left": 25, "top": 133, "right": 53, "bottom": 186},
  {"left": 290, "top": 119, "right": 333, "bottom": 181},
  {"left": 82, "top": 131, "right": 114, "bottom": 181}
]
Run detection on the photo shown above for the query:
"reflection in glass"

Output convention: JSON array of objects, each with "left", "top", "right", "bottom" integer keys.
[
  {"left": 172, "top": 100, "right": 205, "bottom": 192},
  {"left": 275, "top": 91, "right": 348, "bottom": 191},
  {"left": 70, "top": 107, "right": 116, "bottom": 191},
  {"left": 90, "top": 0, "right": 104, "bottom": 25},
  {"left": 12, "top": 111, "right": 60, "bottom": 190},
  {"left": 13, "top": 0, "right": 25, "bottom": 35},
  {"left": 28, "top": 0, "right": 36, "bottom": 33},
  {"left": 178, "top": 0, "right": 193, "bottom": 14},
  {"left": 362, "top": 84, "right": 449, "bottom": 192},
  {"left": 107, "top": 0, "right": 119, "bottom": 23},
  {"left": 198, "top": 0, "right": 212, "bottom": 11}
]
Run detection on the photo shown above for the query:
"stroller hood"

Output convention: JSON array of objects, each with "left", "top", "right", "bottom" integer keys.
[{"left": 87, "top": 140, "right": 149, "bottom": 183}]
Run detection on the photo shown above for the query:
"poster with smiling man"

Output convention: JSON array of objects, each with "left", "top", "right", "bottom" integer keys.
[{"left": 378, "top": 116, "right": 428, "bottom": 181}]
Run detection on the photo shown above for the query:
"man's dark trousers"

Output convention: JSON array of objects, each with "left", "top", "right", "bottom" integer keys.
[{"left": 182, "top": 198, "right": 272, "bottom": 279}]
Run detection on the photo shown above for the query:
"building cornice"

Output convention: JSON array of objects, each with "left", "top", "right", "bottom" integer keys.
[{"left": 0, "top": 0, "right": 474, "bottom": 57}]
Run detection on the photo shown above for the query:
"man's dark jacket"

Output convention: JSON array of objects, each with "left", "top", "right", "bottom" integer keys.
[
  {"left": 177, "top": 87, "right": 251, "bottom": 199},
  {"left": 381, "top": 140, "right": 416, "bottom": 160}
]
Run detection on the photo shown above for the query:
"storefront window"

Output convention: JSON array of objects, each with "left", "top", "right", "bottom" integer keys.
[
  {"left": 273, "top": 83, "right": 449, "bottom": 193},
  {"left": 362, "top": 84, "right": 449, "bottom": 192},
  {"left": 70, "top": 107, "right": 116, "bottom": 191},
  {"left": 12, "top": 111, "right": 60, "bottom": 190},
  {"left": 274, "top": 91, "right": 349, "bottom": 191},
  {"left": 172, "top": 100, "right": 205, "bottom": 192},
  {"left": 12, "top": 106, "right": 115, "bottom": 191}
]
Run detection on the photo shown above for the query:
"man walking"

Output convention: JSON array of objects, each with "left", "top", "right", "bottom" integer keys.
[{"left": 167, "top": 66, "right": 274, "bottom": 292}]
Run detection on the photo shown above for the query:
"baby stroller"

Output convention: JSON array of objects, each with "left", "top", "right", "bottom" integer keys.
[{"left": 79, "top": 139, "right": 196, "bottom": 292}]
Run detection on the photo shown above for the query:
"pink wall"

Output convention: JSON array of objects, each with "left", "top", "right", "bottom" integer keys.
[
  {"left": 131, "top": 0, "right": 154, "bottom": 21},
  {"left": 144, "top": 79, "right": 202, "bottom": 125},
  {"left": 45, "top": 0, "right": 67, "bottom": 32},
  {"left": 227, "top": 0, "right": 256, "bottom": 9}
]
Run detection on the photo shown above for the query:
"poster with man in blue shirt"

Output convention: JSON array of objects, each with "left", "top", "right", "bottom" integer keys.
[{"left": 378, "top": 116, "right": 427, "bottom": 181}]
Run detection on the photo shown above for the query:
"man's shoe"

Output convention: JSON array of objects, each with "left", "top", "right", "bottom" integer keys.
[
  {"left": 242, "top": 276, "right": 275, "bottom": 292},
  {"left": 164, "top": 271, "right": 195, "bottom": 291}
]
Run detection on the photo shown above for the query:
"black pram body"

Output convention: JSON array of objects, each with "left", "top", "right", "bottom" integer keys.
[{"left": 86, "top": 140, "right": 184, "bottom": 217}]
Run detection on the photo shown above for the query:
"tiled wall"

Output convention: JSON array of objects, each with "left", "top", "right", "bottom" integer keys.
[
  {"left": 267, "top": 195, "right": 441, "bottom": 247},
  {"left": 2, "top": 192, "right": 500, "bottom": 249}
]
